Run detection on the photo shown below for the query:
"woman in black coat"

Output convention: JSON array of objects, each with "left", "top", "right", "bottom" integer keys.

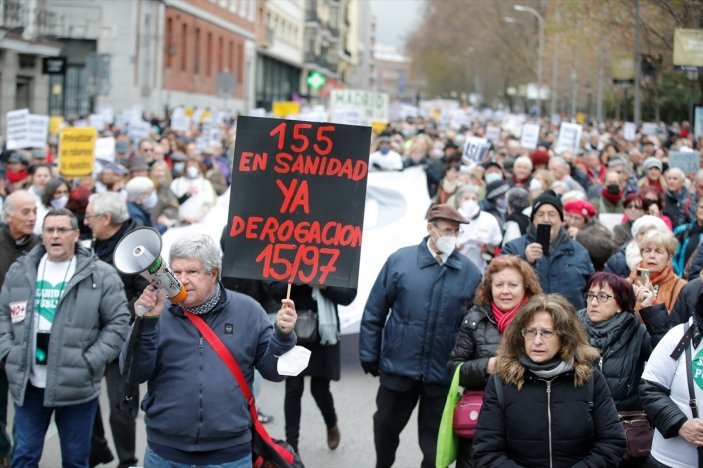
[
  {"left": 267, "top": 282, "right": 356, "bottom": 454},
  {"left": 447, "top": 255, "right": 542, "bottom": 467},
  {"left": 473, "top": 294, "right": 626, "bottom": 467},
  {"left": 579, "top": 272, "right": 668, "bottom": 411}
]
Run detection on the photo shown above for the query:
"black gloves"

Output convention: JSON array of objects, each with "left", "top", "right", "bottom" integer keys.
[{"left": 361, "top": 361, "right": 379, "bottom": 377}]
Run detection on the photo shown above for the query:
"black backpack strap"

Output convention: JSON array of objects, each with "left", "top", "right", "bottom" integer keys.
[
  {"left": 588, "top": 374, "right": 594, "bottom": 414},
  {"left": 682, "top": 322, "right": 703, "bottom": 468}
]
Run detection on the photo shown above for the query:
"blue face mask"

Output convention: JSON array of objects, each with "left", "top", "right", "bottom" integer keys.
[{"left": 379, "top": 146, "right": 390, "bottom": 155}]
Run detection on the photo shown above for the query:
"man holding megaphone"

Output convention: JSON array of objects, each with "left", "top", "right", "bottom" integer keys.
[{"left": 119, "top": 234, "right": 297, "bottom": 466}]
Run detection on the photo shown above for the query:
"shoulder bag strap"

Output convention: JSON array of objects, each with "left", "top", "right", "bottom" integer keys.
[
  {"left": 683, "top": 322, "right": 703, "bottom": 468},
  {"left": 185, "top": 312, "right": 258, "bottom": 423}
]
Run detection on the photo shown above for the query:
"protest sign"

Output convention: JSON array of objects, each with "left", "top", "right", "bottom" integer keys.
[
  {"left": 6, "top": 109, "right": 29, "bottom": 149},
  {"left": 520, "top": 123, "right": 540, "bottom": 149},
  {"left": 88, "top": 114, "right": 105, "bottom": 131},
  {"left": 94, "top": 137, "right": 116, "bottom": 162},
  {"left": 27, "top": 115, "right": 49, "bottom": 148},
  {"left": 49, "top": 116, "right": 64, "bottom": 135},
  {"left": 623, "top": 122, "right": 637, "bottom": 141},
  {"left": 485, "top": 125, "right": 501, "bottom": 143},
  {"left": 272, "top": 101, "right": 301, "bottom": 117},
  {"left": 599, "top": 213, "right": 622, "bottom": 233},
  {"left": 641, "top": 123, "right": 658, "bottom": 136},
  {"left": 223, "top": 116, "right": 371, "bottom": 288},
  {"left": 462, "top": 136, "right": 490, "bottom": 164},
  {"left": 695, "top": 106, "right": 703, "bottom": 140},
  {"left": 330, "top": 107, "right": 365, "bottom": 126},
  {"left": 555, "top": 122, "right": 583, "bottom": 154},
  {"left": 58, "top": 127, "right": 97, "bottom": 177},
  {"left": 669, "top": 151, "right": 700, "bottom": 175},
  {"left": 330, "top": 89, "right": 389, "bottom": 125},
  {"left": 128, "top": 120, "right": 151, "bottom": 142}
]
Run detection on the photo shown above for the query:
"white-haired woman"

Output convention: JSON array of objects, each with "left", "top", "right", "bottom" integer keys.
[
  {"left": 127, "top": 234, "right": 298, "bottom": 466},
  {"left": 604, "top": 215, "right": 669, "bottom": 278}
]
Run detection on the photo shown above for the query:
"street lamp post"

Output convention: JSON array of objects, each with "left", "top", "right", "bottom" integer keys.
[{"left": 514, "top": 4, "right": 544, "bottom": 115}]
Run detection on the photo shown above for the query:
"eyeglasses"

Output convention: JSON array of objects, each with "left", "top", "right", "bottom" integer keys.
[
  {"left": 625, "top": 204, "right": 644, "bottom": 210},
  {"left": 521, "top": 328, "right": 558, "bottom": 340},
  {"left": 43, "top": 226, "right": 75, "bottom": 235},
  {"left": 84, "top": 213, "right": 104, "bottom": 221},
  {"left": 432, "top": 223, "right": 462, "bottom": 236},
  {"left": 585, "top": 292, "right": 615, "bottom": 304}
]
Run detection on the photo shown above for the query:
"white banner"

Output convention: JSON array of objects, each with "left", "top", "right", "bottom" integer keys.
[
  {"left": 94, "top": 137, "right": 116, "bottom": 162},
  {"left": 555, "top": 122, "right": 583, "bottom": 154},
  {"left": 6, "top": 109, "right": 29, "bottom": 149},
  {"left": 27, "top": 114, "right": 49, "bottom": 148},
  {"left": 485, "top": 125, "right": 501, "bottom": 143},
  {"left": 128, "top": 120, "right": 151, "bottom": 142},
  {"left": 89, "top": 114, "right": 106, "bottom": 131},
  {"left": 330, "top": 89, "right": 389, "bottom": 124},
  {"left": 520, "top": 123, "right": 540, "bottom": 149},
  {"left": 623, "top": 122, "right": 637, "bottom": 141},
  {"left": 462, "top": 136, "right": 491, "bottom": 164}
]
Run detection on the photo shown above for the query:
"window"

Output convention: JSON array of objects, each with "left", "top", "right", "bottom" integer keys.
[
  {"left": 194, "top": 27, "right": 201, "bottom": 74},
  {"left": 181, "top": 23, "right": 187, "bottom": 71},
  {"left": 218, "top": 36, "right": 223, "bottom": 72},
  {"left": 238, "top": 44, "right": 243, "bottom": 83},
  {"left": 206, "top": 32, "right": 212, "bottom": 77},
  {"left": 228, "top": 40, "right": 234, "bottom": 71},
  {"left": 166, "top": 17, "right": 173, "bottom": 69}
]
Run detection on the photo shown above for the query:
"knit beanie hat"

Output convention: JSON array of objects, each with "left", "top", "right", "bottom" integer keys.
[{"left": 530, "top": 189, "right": 563, "bottom": 222}]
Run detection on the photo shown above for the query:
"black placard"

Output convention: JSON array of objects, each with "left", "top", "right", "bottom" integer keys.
[
  {"left": 223, "top": 116, "right": 371, "bottom": 288},
  {"left": 42, "top": 57, "right": 66, "bottom": 75}
]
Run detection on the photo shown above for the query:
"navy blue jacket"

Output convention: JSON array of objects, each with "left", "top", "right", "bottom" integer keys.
[
  {"left": 604, "top": 245, "right": 630, "bottom": 278},
  {"left": 359, "top": 238, "right": 482, "bottom": 386},
  {"left": 122, "top": 288, "right": 295, "bottom": 452},
  {"left": 502, "top": 231, "right": 594, "bottom": 309}
]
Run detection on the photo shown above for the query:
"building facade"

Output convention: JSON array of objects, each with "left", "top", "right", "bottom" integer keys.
[{"left": 47, "top": 0, "right": 257, "bottom": 118}]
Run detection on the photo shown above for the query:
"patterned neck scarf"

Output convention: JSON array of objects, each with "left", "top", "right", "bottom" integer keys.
[{"left": 181, "top": 282, "right": 221, "bottom": 315}]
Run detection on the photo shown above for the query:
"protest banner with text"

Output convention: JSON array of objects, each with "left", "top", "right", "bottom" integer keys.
[
  {"left": 58, "top": 127, "right": 97, "bottom": 177},
  {"left": 223, "top": 116, "right": 371, "bottom": 288}
]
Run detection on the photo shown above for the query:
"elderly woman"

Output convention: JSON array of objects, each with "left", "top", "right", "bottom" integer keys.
[
  {"left": 580, "top": 272, "right": 667, "bottom": 412},
  {"left": 640, "top": 303, "right": 703, "bottom": 467},
  {"left": 604, "top": 215, "right": 669, "bottom": 278},
  {"left": 170, "top": 158, "right": 217, "bottom": 224},
  {"left": 126, "top": 234, "right": 297, "bottom": 466},
  {"left": 627, "top": 229, "right": 685, "bottom": 313},
  {"left": 453, "top": 185, "right": 503, "bottom": 273},
  {"left": 613, "top": 193, "right": 647, "bottom": 247},
  {"left": 563, "top": 199, "right": 597, "bottom": 238},
  {"left": 447, "top": 256, "right": 542, "bottom": 467},
  {"left": 473, "top": 294, "right": 626, "bottom": 466},
  {"left": 673, "top": 196, "right": 703, "bottom": 277}
]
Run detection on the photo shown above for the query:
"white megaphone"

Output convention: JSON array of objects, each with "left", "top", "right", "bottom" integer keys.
[{"left": 113, "top": 226, "right": 187, "bottom": 316}]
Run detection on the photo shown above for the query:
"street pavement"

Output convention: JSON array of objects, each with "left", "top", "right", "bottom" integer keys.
[{"left": 30, "top": 333, "right": 424, "bottom": 467}]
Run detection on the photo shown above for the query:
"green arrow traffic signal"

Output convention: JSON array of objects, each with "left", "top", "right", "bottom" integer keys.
[{"left": 306, "top": 71, "right": 327, "bottom": 90}]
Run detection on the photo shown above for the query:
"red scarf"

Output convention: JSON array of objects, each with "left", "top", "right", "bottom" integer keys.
[
  {"left": 491, "top": 296, "right": 530, "bottom": 333},
  {"left": 6, "top": 169, "right": 27, "bottom": 183},
  {"left": 601, "top": 187, "right": 623, "bottom": 205}
]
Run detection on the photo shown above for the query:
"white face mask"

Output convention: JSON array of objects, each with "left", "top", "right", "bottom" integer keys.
[
  {"left": 186, "top": 166, "right": 200, "bottom": 179},
  {"left": 435, "top": 235, "right": 457, "bottom": 255},
  {"left": 485, "top": 172, "right": 503, "bottom": 184},
  {"left": 174, "top": 162, "right": 185, "bottom": 175},
  {"left": 142, "top": 191, "right": 158, "bottom": 208},
  {"left": 461, "top": 200, "right": 480, "bottom": 218},
  {"left": 50, "top": 195, "right": 68, "bottom": 209}
]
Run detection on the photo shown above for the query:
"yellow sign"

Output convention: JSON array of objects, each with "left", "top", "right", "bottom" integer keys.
[
  {"left": 272, "top": 101, "right": 301, "bottom": 117},
  {"left": 184, "top": 107, "right": 194, "bottom": 117},
  {"left": 674, "top": 29, "right": 703, "bottom": 67},
  {"left": 371, "top": 121, "right": 388, "bottom": 135},
  {"left": 49, "top": 116, "right": 64, "bottom": 135},
  {"left": 201, "top": 111, "right": 212, "bottom": 121},
  {"left": 611, "top": 52, "right": 635, "bottom": 81},
  {"left": 576, "top": 113, "right": 586, "bottom": 124},
  {"left": 58, "top": 127, "right": 97, "bottom": 177}
]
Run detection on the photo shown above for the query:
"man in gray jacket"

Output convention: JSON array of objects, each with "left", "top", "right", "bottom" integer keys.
[{"left": 0, "top": 208, "right": 129, "bottom": 467}]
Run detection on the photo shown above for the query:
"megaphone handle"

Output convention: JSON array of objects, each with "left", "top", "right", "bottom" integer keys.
[{"left": 135, "top": 304, "right": 151, "bottom": 317}]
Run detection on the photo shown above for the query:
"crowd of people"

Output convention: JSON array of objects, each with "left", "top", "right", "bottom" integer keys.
[{"left": 0, "top": 111, "right": 700, "bottom": 467}]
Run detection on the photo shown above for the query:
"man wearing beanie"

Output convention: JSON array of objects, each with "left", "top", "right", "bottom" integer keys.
[
  {"left": 360, "top": 204, "right": 482, "bottom": 468},
  {"left": 503, "top": 190, "right": 594, "bottom": 309}
]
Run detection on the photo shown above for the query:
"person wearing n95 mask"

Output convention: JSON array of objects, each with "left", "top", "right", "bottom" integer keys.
[
  {"left": 169, "top": 158, "right": 217, "bottom": 225},
  {"left": 360, "top": 203, "right": 482, "bottom": 468}
]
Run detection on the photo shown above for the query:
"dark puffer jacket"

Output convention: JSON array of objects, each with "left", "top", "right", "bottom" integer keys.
[
  {"left": 473, "top": 370, "right": 626, "bottom": 467},
  {"left": 447, "top": 304, "right": 501, "bottom": 390},
  {"left": 578, "top": 307, "right": 668, "bottom": 411}
]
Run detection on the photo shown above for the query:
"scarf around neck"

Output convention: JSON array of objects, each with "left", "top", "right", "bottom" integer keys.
[
  {"left": 601, "top": 187, "right": 623, "bottom": 205},
  {"left": 181, "top": 282, "right": 221, "bottom": 315},
  {"left": 580, "top": 308, "right": 635, "bottom": 352},
  {"left": 519, "top": 354, "right": 574, "bottom": 379},
  {"left": 492, "top": 296, "right": 530, "bottom": 333}
]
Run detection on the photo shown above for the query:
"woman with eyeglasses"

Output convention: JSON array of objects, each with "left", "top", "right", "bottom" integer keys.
[
  {"left": 579, "top": 272, "right": 667, "bottom": 413},
  {"left": 447, "top": 255, "right": 542, "bottom": 467},
  {"left": 472, "top": 294, "right": 626, "bottom": 467}
]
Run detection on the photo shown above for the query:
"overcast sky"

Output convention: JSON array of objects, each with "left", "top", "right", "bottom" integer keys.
[{"left": 370, "top": 0, "right": 425, "bottom": 50}]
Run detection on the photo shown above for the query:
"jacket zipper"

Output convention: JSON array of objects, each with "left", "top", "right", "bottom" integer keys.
[
  {"left": 195, "top": 336, "right": 204, "bottom": 448},
  {"left": 547, "top": 380, "right": 553, "bottom": 468}
]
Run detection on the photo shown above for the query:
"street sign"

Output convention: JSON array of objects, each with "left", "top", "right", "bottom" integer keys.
[{"left": 42, "top": 57, "right": 66, "bottom": 75}]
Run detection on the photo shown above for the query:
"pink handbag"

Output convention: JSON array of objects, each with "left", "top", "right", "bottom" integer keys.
[{"left": 453, "top": 390, "right": 485, "bottom": 438}]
